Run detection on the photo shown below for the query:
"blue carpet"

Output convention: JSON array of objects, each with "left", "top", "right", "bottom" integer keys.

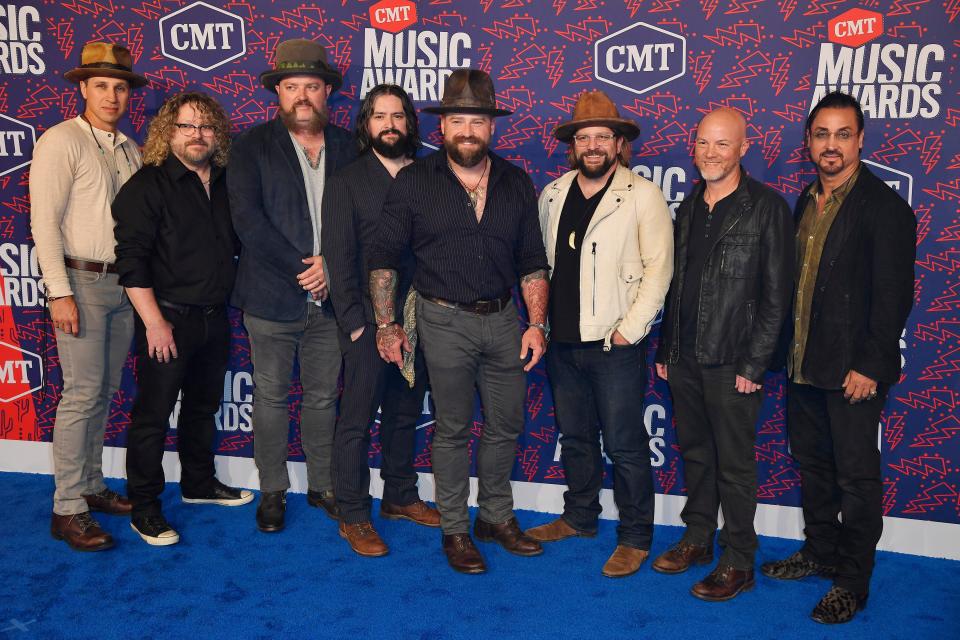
[{"left": 0, "top": 472, "right": 956, "bottom": 639}]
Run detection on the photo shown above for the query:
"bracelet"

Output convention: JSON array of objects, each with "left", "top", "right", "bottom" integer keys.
[
  {"left": 376, "top": 321, "right": 397, "bottom": 330},
  {"left": 528, "top": 322, "right": 548, "bottom": 334}
]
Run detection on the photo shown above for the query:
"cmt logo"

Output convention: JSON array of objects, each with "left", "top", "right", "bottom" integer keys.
[
  {"left": 595, "top": 22, "right": 685, "bottom": 95},
  {"left": 369, "top": 0, "right": 416, "bottom": 33},
  {"left": 159, "top": 1, "right": 246, "bottom": 72},
  {"left": 828, "top": 9, "right": 883, "bottom": 48},
  {"left": 0, "top": 340, "right": 42, "bottom": 402},
  {"left": 0, "top": 114, "right": 35, "bottom": 178},
  {"left": 862, "top": 159, "right": 912, "bottom": 206}
]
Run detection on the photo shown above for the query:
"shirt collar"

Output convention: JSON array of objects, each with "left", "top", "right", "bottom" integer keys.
[
  {"left": 162, "top": 153, "right": 223, "bottom": 184},
  {"left": 811, "top": 162, "right": 861, "bottom": 201},
  {"left": 73, "top": 115, "right": 130, "bottom": 148}
]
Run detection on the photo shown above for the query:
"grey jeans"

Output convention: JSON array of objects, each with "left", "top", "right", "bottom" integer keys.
[
  {"left": 244, "top": 304, "right": 342, "bottom": 493},
  {"left": 52, "top": 269, "right": 133, "bottom": 515},
  {"left": 415, "top": 297, "right": 526, "bottom": 534}
]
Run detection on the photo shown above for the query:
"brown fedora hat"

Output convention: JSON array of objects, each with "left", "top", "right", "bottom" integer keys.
[
  {"left": 554, "top": 91, "right": 640, "bottom": 142},
  {"left": 63, "top": 41, "right": 148, "bottom": 88},
  {"left": 423, "top": 69, "right": 512, "bottom": 117},
  {"left": 260, "top": 39, "right": 343, "bottom": 94}
]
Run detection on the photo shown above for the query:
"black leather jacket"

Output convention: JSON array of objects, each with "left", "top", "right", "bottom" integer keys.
[{"left": 655, "top": 171, "right": 794, "bottom": 383}]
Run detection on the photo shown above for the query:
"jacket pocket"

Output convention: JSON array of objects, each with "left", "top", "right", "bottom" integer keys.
[
  {"left": 619, "top": 261, "right": 644, "bottom": 285},
  {"left": 719, "top": 234, "right": 759, "bottom": 279}
]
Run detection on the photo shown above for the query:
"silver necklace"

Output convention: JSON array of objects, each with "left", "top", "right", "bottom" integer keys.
[{"left": 449, "top": 157, "right": 489, "bottom": 210}]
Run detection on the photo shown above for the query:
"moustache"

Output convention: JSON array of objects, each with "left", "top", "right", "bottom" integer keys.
[
  {"left": 454, "top": 136, "right": 483, "bottom": 145},
  {"left": 378, "top": 128, "right": 402, "bottom": 138}
]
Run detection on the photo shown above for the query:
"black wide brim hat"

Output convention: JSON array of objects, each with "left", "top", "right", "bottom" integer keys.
[
  {"left": 422, "top": 69, "right": 512, "bottom": 117},
  {"left": 260, "top": 39, "right": 343, "bottom": 94}
]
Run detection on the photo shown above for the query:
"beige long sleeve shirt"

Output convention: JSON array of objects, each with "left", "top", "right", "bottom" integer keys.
[{"left": 29, "top": 115, "right": 142, "bottom": 297}]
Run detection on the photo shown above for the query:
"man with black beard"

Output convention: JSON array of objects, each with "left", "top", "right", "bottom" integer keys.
[
  {"left": 228, "top": 39, "right": 357, "bottom": 533},
  {"left": 527, "top": 91, "right": 673, "bottom": 578},
  {"left": 321, "top": 84, "right": 441, "bottom": 557},
  {"left": 369, "top": 70, "right": 549, "bottom": 574}
]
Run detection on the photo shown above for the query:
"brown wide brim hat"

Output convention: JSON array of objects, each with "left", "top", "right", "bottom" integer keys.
[
  {"left": 63, "top": 41, "right": 148, "bottom": 88},
  {"left": 554, "top": 90, "right": 640, "bottom": 142},
  {"left": 423, "top": 69, "right": 512, "bottom": 117},
  {"left": 260, "top": 39, "right": 343, "bottom": 94}
]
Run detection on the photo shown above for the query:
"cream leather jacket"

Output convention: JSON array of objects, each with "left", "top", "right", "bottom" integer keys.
[{"left": 539, "top": 165, "right": 674, "bottom": 348}]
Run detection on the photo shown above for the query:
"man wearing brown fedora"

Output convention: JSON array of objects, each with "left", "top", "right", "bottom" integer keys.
[
  {"left": 228, "top": 39, "right": 357, "bottom": 539},
  {"left": 652, "top": 107, "right": 793, "bottom": 600},
  {"left": 30, "top": 41, "right": 147, "bottom": 551},
  {"left": 369, "top": 69, "right": 549, "bottom": 574},
  {"left": 525, "top": 90, "right": 673, "bottom": 578}
]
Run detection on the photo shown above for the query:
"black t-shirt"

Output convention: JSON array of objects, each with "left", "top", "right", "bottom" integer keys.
[
  {"left": 549, "top": 174, "right": 614, "bottom": 343},
  {"left": 679, "top": 191, "right": 735, "bottom": 353}
]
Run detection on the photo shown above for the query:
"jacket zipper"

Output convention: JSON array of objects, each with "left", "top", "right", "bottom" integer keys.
[{"left": 591, "top": 242, "right": 597, "bottom": 316}]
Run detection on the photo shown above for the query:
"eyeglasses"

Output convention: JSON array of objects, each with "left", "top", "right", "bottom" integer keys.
[
  {"left": 173, "top": 123, "right": 217, "bottom": 135},
  {"left": 573, "top": 133, "right": 616, "bottom": 145},
  {"left": 810, "top": 130, "right": 856, "bottom": 142}
]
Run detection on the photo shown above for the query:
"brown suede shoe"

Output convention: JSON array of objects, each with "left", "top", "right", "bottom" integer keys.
[
  {"left": 442, "top": 533, "right": 486, "bottom": 574},
  {"left": 652, "top": 541, "right": 714, "bottom": 574},
  {"left": 338, "top": 521, "right": 389, "bottom": 557},
  {"left": 83, "top": 488, "right": 133, "bottom": 515},
  {"left": 474, "top": 517, "right": 543, "bottom": 556},
  {"left": 51, "top": 512, "right": 114, "bottom": 552},
  {"left": 691, "top": 565, "right": 755, "bottom": 601},
  {"left": 525, "top": 517, "right": 596, "bottom": 543},
  {"left": 601, "top": 545, "right": 649, "bottom": 578},
  {"left": 380, "top": 500, "right": 441, "bottom": 527}
]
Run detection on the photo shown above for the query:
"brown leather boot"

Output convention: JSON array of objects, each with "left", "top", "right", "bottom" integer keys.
[
  {"left": 51, "top": 512, "right": 114, "bottom": 552},
  {"left": 83, "top": 488, "right": 133, "bottom": 515},
  {"left": 691, "top": 565, "right": 755, "bottom": 601},
  {"left": 525, "top": 517, "right": 595, "bottom": 543},
  {"left": 602, "top": 545, "right": 649, "bottom": 578},
  {"left": 442, "top": 533, "right": 486, "bottom": 574},
  {"left": 652, "top": 541, "right": 714, "bottom": 574},
  {"left": 338, "top": 521, "right": 389, "bottom": 557},
  {"left": 474, "top": 517, "right": 543, "bottom": 556},
  {"left": 380, "top": 500, "right": 441, "bottom": 527}
]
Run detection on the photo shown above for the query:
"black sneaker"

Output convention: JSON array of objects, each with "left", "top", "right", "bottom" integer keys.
[
  {"left": 307, "top": 490, "right": 341, "bottom": 521},
  {"left": 256, "top": 491, "right": 286, "bottom": 533},
  {"left": 811, "top": 586, "right": 868, "bottom": 624},
  {"left": 182, "top": 479, "right": 254, "bottom": 506},
  {"left": 130, "top": 514, "right": 180, "bottom": 546},
  {"left": 761, "top": 551, "right": 836, "bottom": 580}
]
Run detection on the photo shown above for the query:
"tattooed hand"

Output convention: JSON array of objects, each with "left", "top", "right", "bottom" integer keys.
[{"left": 376, "top": 323, "right": 410, "bottom": 366}]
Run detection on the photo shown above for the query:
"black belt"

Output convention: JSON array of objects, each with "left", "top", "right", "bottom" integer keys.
[
  {"left": 424, "top": 292, "right": 512, "bottom": 315},
  {"left": 65, "top": 257, "right": 117, "bottom": 274},
  {"left": 157, "top": 298, "right": 223, "bottom": 315}
]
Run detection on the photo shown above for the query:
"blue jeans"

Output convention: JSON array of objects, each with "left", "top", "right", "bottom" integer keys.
[{"left": 546, "top": 341, "right": 654, "bottom": 549}]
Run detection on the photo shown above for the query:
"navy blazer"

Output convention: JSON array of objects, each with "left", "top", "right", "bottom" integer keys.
[{"left": 228, "top": 118, "right": 357, "bottom": 322}]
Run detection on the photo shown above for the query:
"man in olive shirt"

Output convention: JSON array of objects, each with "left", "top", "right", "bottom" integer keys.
[{"left": 761, "top": 92, "right": 916, "bottom": 624}]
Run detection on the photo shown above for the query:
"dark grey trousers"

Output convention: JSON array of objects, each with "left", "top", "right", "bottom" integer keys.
[{"left": 415, "top": 297, "right": 525, "bottom": 534}]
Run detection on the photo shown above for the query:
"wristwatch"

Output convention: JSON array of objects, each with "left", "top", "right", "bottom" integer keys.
[{"left": 528, "top": 322, "right": 549, "bottom": 337}]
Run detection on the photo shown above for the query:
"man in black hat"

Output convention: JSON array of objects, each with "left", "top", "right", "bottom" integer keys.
[
  {"left": 30, "top": 41, "right": 147, "bottom": 551},
  {"left": 322, "top": 84, "right": 441, "bottom": 558},
  {"left": 228, "top": 39, "right": 357, "bottom": 535},
  {"left": 369, "top": 69, "right": 550, "bottom": 574},
  {"left": 526, "top": 90, "right": 673, "bottom": 578}
]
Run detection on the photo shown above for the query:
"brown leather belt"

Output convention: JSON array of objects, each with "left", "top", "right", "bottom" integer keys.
[
  {"left": 424, "top": 292, "right": 512, "bottom": 315},
  {"left": 65, "top": 257, "right": 117, "bottom": 274}
]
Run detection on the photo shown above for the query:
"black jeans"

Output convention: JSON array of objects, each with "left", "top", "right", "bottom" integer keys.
[
  {"left": 788, "top": 381, "right": 887, "bottom": 596},
  {"left": 545, "top": 340, "right": 654, "bottom": 550},
  {"left": 668, "top": 350, "right": 763, "bottom": 569},
  {"left": 126, "top": 303, "right": 230, "bottom": 518},
  {"left": 334, "top": 324, "right": 427, "bottom": 523}
]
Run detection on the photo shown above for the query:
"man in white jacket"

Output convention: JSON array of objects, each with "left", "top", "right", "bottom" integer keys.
[{"left": 526, "top": 90, "right": 673, "bottom": 577}]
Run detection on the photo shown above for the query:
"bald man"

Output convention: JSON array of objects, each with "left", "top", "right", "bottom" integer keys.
[{"left": 652, "top": 108, "right": 794, "bottom": 600}]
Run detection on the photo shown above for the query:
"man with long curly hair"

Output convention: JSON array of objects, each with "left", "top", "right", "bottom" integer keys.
[{"left": 112, "top": 91, "right": 252, "bottom": 546}]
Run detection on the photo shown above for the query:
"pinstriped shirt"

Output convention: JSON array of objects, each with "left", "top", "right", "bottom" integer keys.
[{"left": 369, "top": 150, "right": 548, "bottom": 305}]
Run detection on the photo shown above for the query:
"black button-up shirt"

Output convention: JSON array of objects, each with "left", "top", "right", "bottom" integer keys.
[
  {"left": 113, "top": 154, "right": 237, "bottom": 306},
  {"left": 368, "top": 149, "right": 548, "bottom": 304}
]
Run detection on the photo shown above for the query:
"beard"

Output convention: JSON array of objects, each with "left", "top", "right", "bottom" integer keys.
[
  {"left": 815, "top": 151, "right": 847, "bottom": 175},
  {"left": 173, "top": 140, "right": 215, "bottom": 167},
  {"left": 279, "top": 100, "right": 328, "bottom": 134},
  {"left": 444, "top": 135, "right": 488, "bottom": 168},
  {"left": 575, "top": 150, "right": 616, "bottom": 179},
  {"left": 371, "top": 128, "right": 412, "bottom": 159}
]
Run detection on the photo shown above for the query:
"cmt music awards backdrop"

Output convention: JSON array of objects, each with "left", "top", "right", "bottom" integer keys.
[{"left": 0, "top": 1, "right": 958, "bottom": 552}]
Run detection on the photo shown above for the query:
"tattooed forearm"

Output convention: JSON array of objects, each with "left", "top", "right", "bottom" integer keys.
[
  {"left": 369, "top": 269, "right": 398, "bottom": 325},
  {"left": 520, "top": 269, "right": 548, "bottom": 325}
]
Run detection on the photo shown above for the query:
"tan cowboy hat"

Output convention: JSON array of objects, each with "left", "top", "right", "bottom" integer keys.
[
  {"left": 63, "top": 41, "right": 148, "bottom": 88},
  {"left": 423, "top": 69, "right": 512, "bottom": 117},
  {"left": 260, "top": 39, "right": 343, "bottom": 94},
  {"left": 554, "top": 91, "right": 640, "bottom": 142}
]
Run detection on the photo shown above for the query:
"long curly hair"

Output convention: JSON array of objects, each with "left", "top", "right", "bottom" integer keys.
[
  {"left": 142, "top": 91, "right": 231, "bottom": 167},
  {"left": 355, "top": 84, "right": 420, "bottom": 158}
]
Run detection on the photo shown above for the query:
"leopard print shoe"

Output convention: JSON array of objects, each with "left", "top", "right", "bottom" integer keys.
[{"left": 810, "top": 586, "right": 868, "bottom": 624}]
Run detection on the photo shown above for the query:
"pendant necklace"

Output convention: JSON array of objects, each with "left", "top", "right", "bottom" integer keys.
[
  {"left": 83, "top": 115, "right": 133, "bottom": 194},
  {"left": 449, "top": 157, "right": 489, "bottom": 210}
]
